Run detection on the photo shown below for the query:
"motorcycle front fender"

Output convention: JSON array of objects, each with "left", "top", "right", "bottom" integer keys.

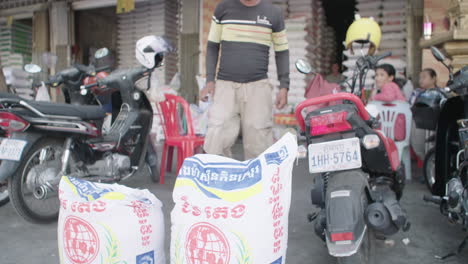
[
  {"left": 0, "top": 132, "right": 43, "bottom": 182},
  {"left": 325, "top": 169, "right": 369, "bottom": 257}
]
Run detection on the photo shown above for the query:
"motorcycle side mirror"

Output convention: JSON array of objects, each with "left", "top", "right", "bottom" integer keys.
[
  {"left": 431, "top": 46, "right": 445, "bottom": 62},
  {"left": 24, "top": 64, "right": 42, "bottom": 73},
  {"left": 95, "top": 48, "right": 109, "bottom": 59},
  {"left": 295, "top": 59, "right": 313, "bottom": 74},
  {"left": 365, "top": 104, "right": 379, "bottom": 118}
]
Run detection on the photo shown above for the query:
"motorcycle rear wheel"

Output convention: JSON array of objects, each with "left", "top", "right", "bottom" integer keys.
[
  {"left": 336, "top": 229, "right": 375, "bottom": 264},
  {"left": 8, "top": 138, "right": 64, "bottom": 224}
]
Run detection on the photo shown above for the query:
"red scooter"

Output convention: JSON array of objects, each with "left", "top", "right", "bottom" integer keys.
[{"left": 294, "top": 52, "right": 409, "bottom": 263}]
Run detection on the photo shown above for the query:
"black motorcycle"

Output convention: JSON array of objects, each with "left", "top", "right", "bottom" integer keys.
[
  {"left": 0, "top": 47, "right": 164, "bottom": 223},
  {"left": 414, "top": 46, "right": 468, "bottom": 258}
]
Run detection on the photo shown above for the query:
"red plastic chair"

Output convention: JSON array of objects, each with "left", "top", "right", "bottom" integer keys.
[{"left": 157, "top": 94, "right": 204, "bottom": 184}]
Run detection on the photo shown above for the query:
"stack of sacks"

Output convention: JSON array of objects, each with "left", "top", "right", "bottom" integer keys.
[
  {"left": 0, "top": 21, "right": 32, "bottom": 64},
  {"left": 288, "top": 0, "right": 314, "bottom": 18},
  {"left": 322, "top": 26, "right": 337, "bottom": 74},
  {"left": 2, "top": 67, "right": 33, "bottom": 99},
  {"left": 268, "top": 16, "right": 309, "bottom": 107},
  {"left": 117, "top": 1, "right": 166, "bottom": 82},
  {"left": 379, "top": 0, "right": 407, "bottom": 78},
  {"left": 0, "top": 21, "right": 34, "bottom": 99},
  {"left": 355, "top": 0, "right": 382, "bottom": 22},
  {"left": 272, "top": 0, "right": 289, "bottom": 17},
  {"left": 305, "top": 0, "right": 328, "bottom": 74}
]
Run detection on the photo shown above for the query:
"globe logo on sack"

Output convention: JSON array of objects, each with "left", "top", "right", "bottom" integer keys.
[
  {"left": 136, "top": 250, "right": 154, "bottom": 264},
  {"left": 63, "top": 216, "right": 99, "bottom": 264},
  {"left": 178, "top": 157, "right": 262, "bottom": 200},
  {"left": 66, "top": 177, "right": 111, "bottom": 201},
  {"left": 265, "top": 146, "right": 289, "bottom": 165},
  {"left": 185, "top": 222, "right": 230, "bottom": 264}
]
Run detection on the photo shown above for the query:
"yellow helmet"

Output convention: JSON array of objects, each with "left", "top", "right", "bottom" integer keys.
[{"left": 345, "top": 16, "right": 381, "bottom": 55}]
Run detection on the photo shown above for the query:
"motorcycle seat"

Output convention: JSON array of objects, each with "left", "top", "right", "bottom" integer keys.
[
  {"left": 0, "top": 92, "right": 22, "bottom": 100},
  {"left": 0, "top": 92, "right": 106, "bottom": 120},
  {"left": 28, "top": 101, "right": 106, "bottom": 120}
]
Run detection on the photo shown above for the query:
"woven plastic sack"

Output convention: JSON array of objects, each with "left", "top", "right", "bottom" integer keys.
[
  {"left": 170, "top": 133, "right": 298, "bottom": 264},
  {"left": 58, "top": 177, "right": 165, "bottom": 264}
]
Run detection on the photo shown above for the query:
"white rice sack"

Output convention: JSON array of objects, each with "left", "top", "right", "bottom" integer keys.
[
  {"left": 381, "top": 24, "right": 406, "bottom": 33},
  {"left": 381, "top": 32, "right": 406, "bottom": 41},
  {"left": 379, "top": 39, "right": 406, "bottom": 50},
  {"left": 379, "top": 58, "right": 407, "bottom": 70},
  {"left": 382, "top": 0, "right": 406, "bottom": 9},
  {"left": 343, "top": 59, "right": 357, "bottom": 68},
  {"left": 382, "top": 10, "right": 406, "bottom": 18},
  {"left": 170, "top": 133, "right": 298, "bottom": 264},
  {"left": 381, "top": 17, "right": 406, "bottom": 26},
  {"left": 58, "top": 177, "right": 165, "bottom": 264},
  {"left": 356, "top": 1, "right": 382, "bottom": 10}
]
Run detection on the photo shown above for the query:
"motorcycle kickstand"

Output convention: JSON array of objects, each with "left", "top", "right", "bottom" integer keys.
[
  {"left": 308, "top": 212, "right": 319, "bottom": 222},
  {"left": 435, "top": 235, "right": 468, "bottom": 260}
]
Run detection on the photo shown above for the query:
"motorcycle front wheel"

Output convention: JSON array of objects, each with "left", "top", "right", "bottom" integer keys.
[
  {"left": 0, "top": 180, "right": 9, "bottom": 207},
  {"left": 423, "top": 147, "right": 436, "bottom": 193},
  {"left": 8, "top": 138, "right": 64, "bottom": 224}
]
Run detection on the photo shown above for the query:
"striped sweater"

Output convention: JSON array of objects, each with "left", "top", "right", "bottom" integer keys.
[{"left": 206, "top": 0, "right": 290, "bottom": 89}]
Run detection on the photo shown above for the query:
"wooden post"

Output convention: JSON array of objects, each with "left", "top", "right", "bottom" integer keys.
[
  {"left": 407, "top": 0, "right": 424, "bottom": 82},
  {"left": 32, "top": 9, "right": 49, "bottom": 84},
  {"left": 49, "top": 1, "right": 72, "bottom": 102},
  {"left": 180, "top": 0, "right": 200, "bottom": 104}
]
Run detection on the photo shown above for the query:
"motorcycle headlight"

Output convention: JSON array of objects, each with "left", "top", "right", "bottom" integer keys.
[{"left": 362, "top": 134, "right": 380, "bottom": 149}]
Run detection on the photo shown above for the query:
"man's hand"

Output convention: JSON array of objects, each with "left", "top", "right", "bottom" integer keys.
[
  {"left": 200, "top": 81, "right": 215, "bottom": 102},
  {"left": 275, "top": 88, "right": 288, "bottom": 109}
]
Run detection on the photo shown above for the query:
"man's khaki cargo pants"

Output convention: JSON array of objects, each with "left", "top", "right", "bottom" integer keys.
[{"left": 203, "top": 79, "right": 274, "bottom": 160}]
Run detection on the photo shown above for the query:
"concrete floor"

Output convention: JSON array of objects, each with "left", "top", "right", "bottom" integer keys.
[{"left": 1, "top": 151, "right": 468, "bottom": 264}]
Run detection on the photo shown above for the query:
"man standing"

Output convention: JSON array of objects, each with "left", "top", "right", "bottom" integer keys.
[{"left": 200, "top": 0, "right": 289, "bottom": 159}]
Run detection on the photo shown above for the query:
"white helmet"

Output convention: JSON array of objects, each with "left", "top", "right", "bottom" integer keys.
[{"left": 135, "top": 35, "right": 173, "bottom": 69}]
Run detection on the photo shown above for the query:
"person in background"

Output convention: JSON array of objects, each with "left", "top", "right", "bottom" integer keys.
[
  {"left": 409, "top": 68, "right": 438, "bottom": 105},
  {"left": 325, "top": 62, "right": 345, "bottom": 84},
  {"left": 410, "top": 68, "right": 438, "bottom": 174},
  {"left": 371, "top": 64, "right": 406, "bottom": 102},
  {"left": 200, "top": 0, "right": 289, "bottom": 159},
  {"left": 370, "top": 63, "right": 407, "bottom": 141}
]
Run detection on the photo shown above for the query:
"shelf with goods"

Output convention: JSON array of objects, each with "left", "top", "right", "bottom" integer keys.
[{"left": 0, "top": 21, "right": 34, "bottom": 100}]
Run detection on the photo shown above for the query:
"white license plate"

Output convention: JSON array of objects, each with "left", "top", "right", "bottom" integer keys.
[
  {"left": 308, "top": 137, "right": 362, "bottom": 173},
  {"left": 0, "top": 138, "right": 27, "bottom": 161}
]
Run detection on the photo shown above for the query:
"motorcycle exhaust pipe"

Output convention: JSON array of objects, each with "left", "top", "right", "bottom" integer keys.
[{"left": 365, "top": 202, "right": 399, "bottom": 236}]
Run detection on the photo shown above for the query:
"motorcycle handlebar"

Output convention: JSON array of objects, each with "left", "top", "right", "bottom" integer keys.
[
  {"left": 95, "top": 65, "right": 110, "bottom": 72},
  {"left": 366, "top": 51, "right": 392, "bottom": 69},
  {"left": 423, "top": 194, "right": 442, "bottom": 205},
  {"left": 80, "top": 82, "right": 98, "bottom": 90},
  {"left": 375, "top": 51, "right": 392, "bottom": 62}
]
